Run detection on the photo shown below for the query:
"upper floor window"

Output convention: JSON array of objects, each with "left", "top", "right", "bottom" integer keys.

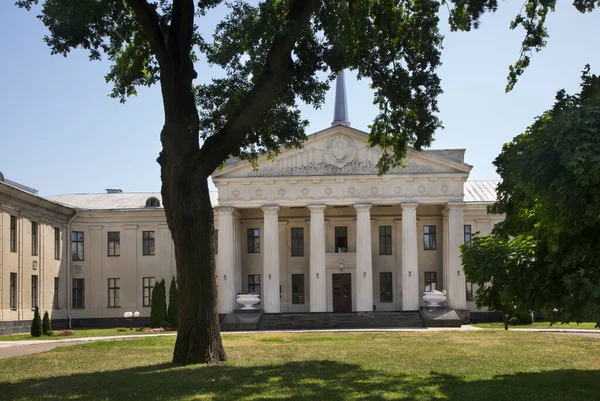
[
  {"left": 10, "top": 215, "right": 17, "bottom": 253},
  {"left": 247, "top": 228, "right": 260, "bottom": 253},
  {"left": 54, "top": 228, "right": 61, "bottom": 260},
  {"left": 464, "top": 225, "right": 472, "bottom": 245},
  {"left": 142, "top": 231, "right": 155, "bottom": 255},
  {"left": 379, "top": 226, "right": 392, "bottom": 255},
  {"left": 291, "top": 227, "right": 304, "bottom": 257},
  {"left": 71, "top": 231, "right": 84, "bottom": 261},
  {"left": 108, "top": 231, "right": 120, "bottom": 256},
  {"left": 335, "top": 227, "right": 348, "bottom": 253},
  {"left": 31, "top": 222, "right": 38, "bottom": 256},
  {"left": 424, "top": 225, "right": 436, "bottom": 250},
  {"left": 145, "top": 197, "right": 161, "bottom": 207}
]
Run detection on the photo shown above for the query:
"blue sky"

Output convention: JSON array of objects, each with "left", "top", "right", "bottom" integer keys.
[{"left": 0, "top": 2, "right": 598, "bottom": 196}]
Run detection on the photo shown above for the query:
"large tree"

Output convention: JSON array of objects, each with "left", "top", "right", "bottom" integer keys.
[
  {"left": 16, "top": 0, "right": 598, "bottom": 364},
  {"left": 462, "top": 68, "right": 600, "bottom": 327}
]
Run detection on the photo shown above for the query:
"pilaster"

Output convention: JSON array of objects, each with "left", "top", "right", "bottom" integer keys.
[
  {"left": 354, "top": 203, "right": 373, "bottom": 311},
  {"left": 308, "top": 204, "right": 326, "bottom": 312},
  {"left": 401, "top": 202, "right": 419, "bottom": 310}
]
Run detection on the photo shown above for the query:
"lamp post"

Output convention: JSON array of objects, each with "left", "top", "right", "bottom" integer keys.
[{"left": 123, "top": 311, "right": 140, "bottom": 330}]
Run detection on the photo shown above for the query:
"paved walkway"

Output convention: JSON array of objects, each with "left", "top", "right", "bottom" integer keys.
[{"left": 0, "top": 326, "right": 598, "bottom": 360}]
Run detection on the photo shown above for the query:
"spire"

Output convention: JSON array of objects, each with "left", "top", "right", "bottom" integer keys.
[{"left": 332, "top": 70, "right": 350, "bottom": 127}]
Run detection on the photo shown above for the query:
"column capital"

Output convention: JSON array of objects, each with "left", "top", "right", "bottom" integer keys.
[
  {"left": 401, "top": 202, "right": 419, "bottom": 210},
  {"left": 215, "top": 206, "right": 235, "bottom": 214},
  {"left": 353, "top": 203, "right": 372, "bottom": 212},
  {"left": 446, "top": 202, "right": 465, "bottom": 211},
  {"left": 261, "top": 205, "right": 280, "bottom": 214},
  {"left": 308, "top": 204, "right": 326, "bottom": 212}
]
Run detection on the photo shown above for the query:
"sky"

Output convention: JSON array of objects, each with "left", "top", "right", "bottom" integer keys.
[{"left": 0, "top": 2, "right": 598, "bottom": 196}]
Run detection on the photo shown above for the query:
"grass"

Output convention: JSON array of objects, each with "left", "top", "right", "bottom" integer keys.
[
  {"left": 473, "top": 322, "right": 599, "bottom": 330},
  {"left": 0, "top": 327, "right": 173, "bottom": 341},
  {"left": 1, "top": 331, "right": 599, "bottom": 400}
]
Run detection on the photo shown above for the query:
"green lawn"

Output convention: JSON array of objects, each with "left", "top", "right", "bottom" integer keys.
[
  {"left": 1, "top": 331, "right": 599, "bottom": 400},
  {"left": 473, "top": 322, "right": 599, "bottom": 330},
  {"left": 0, "top": 328, "right": 173, "bottom": 341}
]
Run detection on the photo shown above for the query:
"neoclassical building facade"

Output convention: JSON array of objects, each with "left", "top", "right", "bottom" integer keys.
[{"left": 0, "top": 76, "right": 502, "bottom": 333}]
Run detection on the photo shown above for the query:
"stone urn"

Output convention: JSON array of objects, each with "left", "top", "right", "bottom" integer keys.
[
  {"left": 237, "top": 294, "right": 260, "bottom": 310},
  {"left": 423, "top": 291, "right": 447, "bottom": 306}
]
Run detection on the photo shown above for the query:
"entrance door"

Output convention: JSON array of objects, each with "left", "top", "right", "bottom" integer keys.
[{"left": 332, "top": 273, "right": 352, "bottom": 313}]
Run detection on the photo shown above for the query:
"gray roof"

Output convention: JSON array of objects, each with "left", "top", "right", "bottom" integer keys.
[
  {"left": 464, "top": 180, "right": 499, "bottom": 203},
  {"left": 46, "top": 192, "right": 219, "bottom": 210}
]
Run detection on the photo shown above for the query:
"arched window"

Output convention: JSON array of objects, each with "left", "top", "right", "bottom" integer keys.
[{"left": 145, "top": 197, "right": 161, "bottom": 208}]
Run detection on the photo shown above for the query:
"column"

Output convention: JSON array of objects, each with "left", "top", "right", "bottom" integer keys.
[
  {"left": 355, "top": 203, "right": 373, "bottom": 312},
  {"left": 308, "top": 204, "right": 326, "bottom": 312},
  {"left": 217, "top": 207, "right": 235, "bottom": 313},
  {"left": 401, "top": 202, "right": 419, "bottom": 310},
  {"left": 262, "top": 205, "right": 280, "bottom": 313},
  {"left": 442, "top": 210, "right": 449, "bottom": 297},
  {"left": 233, "top": 211, "right": 242, "bottom": 296},
  {"left": 446, "top": 202, "right": 467, "bottom": 310}
]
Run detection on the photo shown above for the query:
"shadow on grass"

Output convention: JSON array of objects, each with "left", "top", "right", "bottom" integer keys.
[{"left": 1, "top": 360, "right": 598, "bottom": 401}]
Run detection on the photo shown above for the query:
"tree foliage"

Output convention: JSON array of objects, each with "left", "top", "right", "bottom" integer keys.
[
  {"left": 31, "top": 306, "right": 42, "bottom": 338},
  {"left": 167, "top": 276, "right": 179, "bottom": 327},
  {"left": 463, "top": 68, "right": 600, "bottom": 327}
]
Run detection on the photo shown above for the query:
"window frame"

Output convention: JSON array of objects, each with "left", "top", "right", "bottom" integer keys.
[
  {"left": 423, "top": 225, "right": 437, "bottom": 251},
  {"left": 464, "top": 224, "right": 472, "bottom": 245},
  {"left": 379, "top": 226, "right": 392, "bottom": 255},
  {"left": 335, "top": 226, "right": 348, "bottom": 253},
  {"left": 424, "top": 271, "right": 438, "bottom": 292},
  {"left": 247, "top": 228, "right": 260, "bottom": 254},
  {"left": 248, "top": 274, "right": 261, "bottom": 295},
  {"left": 142, "top": 231, "right": 155, "bottom": 256},
  {"left": 291, "top": 274, "right": 305, "bottom": 304},
  {"left": 291, "top": 227, "right": 304, "bottom": 257},
  {"left": 54, "top": 227, "right": 61, "bottom": 260},
  {"left": 10, "top": 215, "right": 17, "bottom": 253},
  {"left": 108, "top": 278, "right": 120, "bottom": 308},
  {"left": 107, "top": 231, "right": 121, "bottom": 257},
  {"left": 142, "top": 277, "right": 155, "bottom": 307},
  {"left": 72, "top": 278, "right": 85, "bottom": 309},
  {"left": 71, "top": 231, "right": 84, "bottom": 261},
  {"left": 31, "top": 222, "right": 38, "bottom": 256},
  {"left": 31, "top": 275, "right": 38, "bottom": 309},
  {"left": 466, "top": 279, "right": 474, "bottom": 301},
  {"left": 54, "top": 277, "right": 60, "bottom": 309},
  {"left": 10, "top": 273, "right": 17, "bottom": 309},
  {"left": 379, "top": 272, "right": 393, "bottom": 303}
]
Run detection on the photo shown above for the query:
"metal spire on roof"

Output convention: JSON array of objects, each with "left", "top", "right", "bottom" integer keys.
[{"left": 331, "top": 70, "right": 350, "bottom": 127}]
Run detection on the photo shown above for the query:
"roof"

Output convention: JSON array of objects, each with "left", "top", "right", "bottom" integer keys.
[
  {"left": 464, "top": 180, "right": 499, "bottom": 203},
  {"left": 46, "top": 192, "right": 220, "bottom": 210}
]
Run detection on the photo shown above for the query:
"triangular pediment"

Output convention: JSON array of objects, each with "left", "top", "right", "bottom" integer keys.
[{"left": 212, "top": 126, "right": 471, "bottom": 180}]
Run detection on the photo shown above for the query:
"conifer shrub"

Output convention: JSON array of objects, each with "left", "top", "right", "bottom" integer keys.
[
  {"left": 167, "top": 277, "right": 179, "bottom": 327},
  {"left": 42, "top": 311, "right": 52, "bottom": 335},
  {"left": 150, "top": 280, "right": 166, "bottom": 328},
  {"left": 31, "top": 306, "right": 43, "bottom": 337}
]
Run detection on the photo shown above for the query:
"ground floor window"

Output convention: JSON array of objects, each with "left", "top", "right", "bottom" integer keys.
[
  {"left": 424, "top": 272, "right": 437, "bottom": 292},
  {"left": 466, "top": 279, "right": 474, "bottom": 301},
  {"left": 292, "top": 274, "right": 305, "bottom": 304},
  {"left": 10, "top": 273, "right": 17, "bottom": 309},
  {"left": 380, "top": 272, "right": 393, "bottom": 302},
  {"left": 248, "top": 274, "right": 260, "bottom": 295},
  {"left": 54, "top": 277, "right": 60, "bottom": 309},
  {"left": 72, "top": 278, "right": 85, "bottom": 308},
  {"left": 31, "top": 275, "right": 38, "bottom": 309},
  {"left": 143, "top": 277, "right": 155, "bottom": 307},
  {"left": 108, "top": 278, "right": 120, "bottom": 307}
]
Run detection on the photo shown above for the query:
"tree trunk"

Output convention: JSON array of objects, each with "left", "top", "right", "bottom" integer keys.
[
  {"left": 160, "top": 122, "right": 227, "bottom": 364},
  {"left": 504, "top": 313, "right": 509, "bottom": 331}
]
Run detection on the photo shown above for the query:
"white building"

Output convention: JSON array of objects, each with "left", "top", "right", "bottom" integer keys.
[{"left": 0, "top": 75, "right": 502, "bottom": 334}]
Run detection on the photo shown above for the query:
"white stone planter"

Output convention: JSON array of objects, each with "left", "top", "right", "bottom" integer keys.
[
  {"left": 423, "top": 292, "right": 447, "bottom": 306},
  {"left": 237, "top": 294, "right": 260, "bottom": 310}
]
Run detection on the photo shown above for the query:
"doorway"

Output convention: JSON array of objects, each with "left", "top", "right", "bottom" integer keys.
[{"left": 332, "top": 273, "right": 352, "bottom": 313}]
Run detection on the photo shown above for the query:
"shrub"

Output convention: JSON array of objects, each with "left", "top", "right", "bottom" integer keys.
[
  {"left": 167, "top": 277, "right": 179, "bottom": 327},
  {"left": 42, "top": 311, "right": 52, "bottom": 335},
  {"left": 31, "top": 306, "right": 43, "bottom": 337},
  {"left": 116, "top": 327, "right": 128, "bottom": 332},
  {"left": 150, "top": 280, "right": 166, "bottom": 328},
  {"left": 518, "top": 310, "right": 534, "bottom": 325},
  {"left": 45, "top": 330, "right": 54, "bottom": 336},
  {"left": 159, "top": 321, "right": 172, "bottom": 329},
  {"left": 509, "top": 317, "right": 520, "bottom": 326}
]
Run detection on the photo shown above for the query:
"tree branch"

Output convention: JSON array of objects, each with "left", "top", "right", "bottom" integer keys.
[
  {"left": 125, "top": 0, "right": 170, "bottom": 67},
  {"left": 194, "top": 0, "right": 320, "bottom": 177}
]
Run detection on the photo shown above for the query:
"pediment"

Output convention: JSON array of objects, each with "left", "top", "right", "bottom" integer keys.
[{"left": 212, "top": 126, "right": 471, "bottom": 180}]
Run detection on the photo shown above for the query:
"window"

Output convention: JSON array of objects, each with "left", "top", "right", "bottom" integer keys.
[
  {"left": 108, "top": 278, "right": 120, "bottom": 307},
  {"left": 466, "top": 280, "right": 474, "bottom": 301},
  {"left": 464, "top": 225, "right": 472, "bottom": 245},
  {"left": 142, "top": 231, "right": 155, "bottom": 255},
  {"left": 214, "top": 230, "right": 218, "bottom": 254},
  {"left": 10, "top": 215, "right": 17, "bottom": 252},
  {"left": 10, "top": 273, "right": 17, "bottom": 309},
  {"left": 379, "top": 226, "right": 392, "bottom": 255},
  {"left": 424, "top": 272, "right": 437, "bottom": 292},
  {"left": 54, "top": 277, "right": 60, "bottom": 309},
  {"left": 380, "top": 272, "right": 393, "bottom": 302},
  {"left": 248, "top": 274, "right": 260, "bottom": 294},
  {"left": 143, "top": 277, "right": 155, "bottom": 307},
  {"left": 71, "top": 231, "right": 84, "bottom": 261},
  {"left": 247, "top": 228, "right": 260, "bottom": 253},
  {"left": 72, "top": 278, "right": 85, "bottom": 308},
  {"left": 31, "top": 275, "right": 38, "bottom": 309},
  {"left": 424, "top": 225, "right": 436, "bottom": 250},
  {"left": 108, "top": 231, "right": 120, "bottom": 256},
  {"left": 145, "top": 197, "right": 161, "bottom": 207},
  {"left": 335, "top": 227, "right": 348, "bottom": 253},
  {"left": 292, "top": 274, "right": 305, "bottom": 304},
  {"left": 31, "top": 222, "right": 38, "bottom": 256},
  {"left": 54, "top": 228, "right": 60, "bottom": 260},
  {"left": 291, "top": 228, "right": 304, "bottom": 257}
]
